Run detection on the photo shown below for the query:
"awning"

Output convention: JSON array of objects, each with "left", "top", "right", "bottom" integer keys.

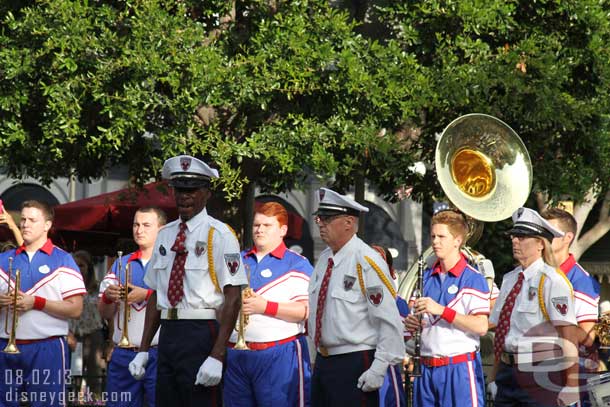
[{"left": 51, "top": 181, "right": 178, "bottom": 254}]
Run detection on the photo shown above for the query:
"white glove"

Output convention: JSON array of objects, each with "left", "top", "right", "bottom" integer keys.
[
  {"left": 487, "top": 381, "right": 497, "bottom": 400},
  {"left": 194, "top": 356, "right": 223, "bottom": 386},
  {"left": 557, "top": 386, "right": 580, "bottom": 407},
  {"left": 357, "top": 359, "right": 387, "bottom": 392},
  {"left": 129, "top": 352, "right": 149, "bottom": 380}
]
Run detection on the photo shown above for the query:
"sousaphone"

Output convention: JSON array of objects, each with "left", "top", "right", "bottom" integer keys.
[{"left": 398, "top": 113, "right": 532, "bottom": 302}]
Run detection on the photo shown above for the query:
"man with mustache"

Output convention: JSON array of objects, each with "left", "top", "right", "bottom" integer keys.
[{"left": 129, "top": 155, "right": 247, "bottom": 407}]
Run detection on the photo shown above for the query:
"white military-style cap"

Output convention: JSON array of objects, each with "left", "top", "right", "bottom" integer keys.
[
  {"left": 161, "top": 155, "right": 219, "bottom": 189},
  {"left": 508, "top": 207, "right": 565, "bottom": 242},
  {"left": 313, "top": 187, "right": 369, "bottom": 217}
]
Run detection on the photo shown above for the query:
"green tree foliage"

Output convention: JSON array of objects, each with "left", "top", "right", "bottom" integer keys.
[
  {"left": 0, "top": 0, "right": 431, "bottom": 201},
  {"left": 2, "top": 0, "right": 610, "bottom": 267}
]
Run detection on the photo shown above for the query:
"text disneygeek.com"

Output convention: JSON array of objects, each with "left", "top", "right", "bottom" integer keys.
[{"left": 5, "top": 390, "right": 132, "bottom": 404}]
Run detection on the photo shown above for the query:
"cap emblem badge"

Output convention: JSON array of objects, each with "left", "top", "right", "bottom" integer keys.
[{"left": 180, "top": 157, "right": 191, "bottom": 171}]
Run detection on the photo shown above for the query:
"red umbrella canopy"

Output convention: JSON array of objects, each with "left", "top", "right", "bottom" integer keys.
[{"left": 51, "top": 182, "right": 178, "bottom": 254}]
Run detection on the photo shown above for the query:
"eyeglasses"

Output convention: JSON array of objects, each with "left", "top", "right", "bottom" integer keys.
[{"left": 314, "top": 214, "right": 346, "bottom": 225}]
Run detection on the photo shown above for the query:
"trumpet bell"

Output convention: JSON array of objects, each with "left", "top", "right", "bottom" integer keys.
[
  {"left": 2, "top": 342, "right": 19, "bottom": 354},
  {"left": 436, "top": 113, "right": 532, "bottom": 222}
]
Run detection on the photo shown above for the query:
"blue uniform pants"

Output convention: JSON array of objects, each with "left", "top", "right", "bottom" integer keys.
[
  {"left": 156, "top": 320, "right": 221, "bottom": 407},
  {"left": 379, "top": 364, "right": 406, "bottom": 407},
  {"left": 0, "top": 336, "right": 69, "bottom": 407},
  {"left": 106, "top": 346, "right": 157, "bottom": 407},
  {"left": 311, "top": 349, "right": 379, "bottom": 407},
  {"left": 224, "top": 335, "right": 311, "bottom": 407},
  {"left": 413, "top": 352, "right": 485, "bottom": 407}
]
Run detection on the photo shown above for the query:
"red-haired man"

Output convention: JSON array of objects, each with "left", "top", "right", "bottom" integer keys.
[{"left": 223, "top": 202, "right": 313, "bottom": 407}]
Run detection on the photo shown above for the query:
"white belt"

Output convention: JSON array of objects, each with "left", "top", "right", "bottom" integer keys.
[
  {"left": 161, "top": 308, "right": 217, "bottom": 320},
  {"left": 318, "top": 343, "right": 375, "bottom": 356}
]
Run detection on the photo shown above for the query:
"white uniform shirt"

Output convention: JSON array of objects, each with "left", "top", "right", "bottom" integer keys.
[
  {"left": 0, "top": 240, "right": 86, "bottom": 339},
  {"left": 229, "top": 243, "right": 313, "bottom": 343},
  {"left": 308, "top": 235, "right": 404, "bottom": 366},
  {"left": 99, "top": 251, "right": 159, "bottom": 347},
  {"left": 144, "top": 208, "right": 248, "bottom": 310},
  {"left": 490, "top": 258, "right": 577, "bottom": 354},
  {"left": 415, "top": 256, "right": 490, "bottom": 357}
]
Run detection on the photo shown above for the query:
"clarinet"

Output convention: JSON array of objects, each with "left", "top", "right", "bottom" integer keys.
[{"left": 407, "top": 255, "right": 425, "bottom": 406}]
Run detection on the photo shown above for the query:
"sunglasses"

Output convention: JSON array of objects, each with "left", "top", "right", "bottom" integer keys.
[{"left": 314, "top": 214, "right": 347, "bottom": 224}]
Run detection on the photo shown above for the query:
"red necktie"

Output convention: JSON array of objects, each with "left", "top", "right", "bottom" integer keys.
[
  {"left": 494, "top": 272, "right": 525, "bottom": 360},
  {"left": 167, "top": 222, "right": 188, "bottom": 307},
  {"left": 314, "top": 257, "right": 334, "bottom": 348}
]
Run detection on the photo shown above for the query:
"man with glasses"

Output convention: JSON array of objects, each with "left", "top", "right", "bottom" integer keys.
[
  {"left": 308, "top": 188, "right": 403, "bottom": 406},
  {"left": 129, "top": 155, "right": 247, "bottom": 407}
]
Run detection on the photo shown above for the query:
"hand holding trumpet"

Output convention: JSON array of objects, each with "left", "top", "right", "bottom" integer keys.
[
  {"left": 0, "top": 289, "right": 35, "bottom": 312},
  {"left": 241, "top": 290, "right": 266, "bottom": 316},
  {"left": 104, "top": 283, "right": 148, "bottom": 304}
]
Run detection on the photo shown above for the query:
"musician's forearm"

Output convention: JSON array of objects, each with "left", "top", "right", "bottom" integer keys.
[
  {"left": 139, "top": 292, "right": 160, "bottom": 352},
  {"left": 211, "top": 285, "right": 240, "bottom": 361}
]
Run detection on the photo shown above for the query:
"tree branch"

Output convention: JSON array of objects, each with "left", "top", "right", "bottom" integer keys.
[{"left": 571, "top": 188, "right": 609, "bottom": 260}]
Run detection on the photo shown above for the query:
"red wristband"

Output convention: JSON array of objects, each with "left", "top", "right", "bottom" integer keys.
[
  {"left": 146, "top": 289, "right": 153, "bottom": 301},
  {"left": 102, "top": 292, "right": 113, "bottom": 304},
  {"left": 441, "top": 306, "right": 457, "bottom": 323},
  {"left": 264, "top": 301, "right": 279, "bottom": 316},
  {"left": 33, "top": 296, "right": 46, "bottom": 311}
]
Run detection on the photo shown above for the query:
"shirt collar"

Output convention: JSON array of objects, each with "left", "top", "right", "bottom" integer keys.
[
  {"left": 182, "top": 207, "right": 208, "bottom": 232},
  {"left": 521, "top": 257, "right": 544, "bottom": 281},
  {"left": 330, "top": 234, "right": 359, "bottom": 266},
  {"left": 431, "top": 253, "right": 468, "bottom": 277},
  {"left": 245, "top": 241, "right": 287, "bottom": 259},
  {"left": 128, "top": 250, "right": 142, "bottom": 262},
  {"left": 559, "top": 254, "right": 576, "bottom": 275},
  {"left": 15, "top": 238, "right": 54, "bottom": 255}
]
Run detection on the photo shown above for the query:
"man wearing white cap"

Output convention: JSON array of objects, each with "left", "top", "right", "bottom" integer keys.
[
  {"left": 488, "top": 207, "right": 580, "bottom": 407},
  {"left": 129, "top": 155, "right": 248, "bottom": 407},
  {"left": 308, "top": 188, "right": 404, "bottom": 406}
]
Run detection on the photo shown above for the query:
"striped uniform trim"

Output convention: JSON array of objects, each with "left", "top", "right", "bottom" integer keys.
[
  {"left": 356, "top": 264, "right": 366, "bottom": 296},
  {"left": 296, "top": 338, "right": 305, "bottom": 407},
  {"left": 388, "top": 365, "right": 400, "bottom": 407},
  {"left": 364, "top": 256, "right": 397, "bottom": 299},
  {"left": 207, "top": 227, "right": 221, "bottom": 293},
  {"left": 59, "top": 336, "right": 67, "bottom": 407},
  {"left": 466, "top": 359, "right": 478, "bottom": 407}
]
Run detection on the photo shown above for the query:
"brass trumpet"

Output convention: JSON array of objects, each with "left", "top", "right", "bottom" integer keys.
[
  {"left": 4, "top": 257, "right": 21, "bottom": 354},
  {"left": 116, "top": 252, "right": 132, "bottom": 348},
  {"left": 234, "top": 263, "right": 253, "bottom": 350},
  {"left": 234, "top": 286, "right": 253, "bottom": 350}
]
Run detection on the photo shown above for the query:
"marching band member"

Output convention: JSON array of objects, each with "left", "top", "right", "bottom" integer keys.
[
  {"left": 543, "top": 207, "right": 600, "bottom": 406},
  {"left": 0, "top": 200, "right": 86, "bottom": 406},
  {"left": 372, "top": 245, "right": 406, "bottom": 407},
  {"left": 98, "top": 207, "right": 166, "bottom": 406},
  {"left": 308, "top": 188, "right": 403, "bottom": 406},
  {"left": 223, "top": 202, "right": 313, "bottom": 407},
  {"left": 129, "top": 155, "right": 247, "bottom": 407},
  {"left": 404, "top": 209, "right": 489, "bottom": 407},
  {"left": 488, "top": 207, "right": 580, "bottom": 407}
]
